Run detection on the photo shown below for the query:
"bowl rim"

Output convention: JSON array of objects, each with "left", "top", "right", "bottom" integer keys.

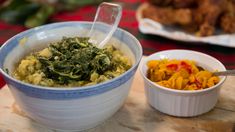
[
  {"left": 0, "top": 21, "right": 143, "bottom": 91},
  {"left": 140, "top": 49, "right": 227, "bottom": 94}
]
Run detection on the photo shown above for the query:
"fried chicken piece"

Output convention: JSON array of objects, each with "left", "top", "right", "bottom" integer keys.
[
  {"left": 174, "top": 9, "right": 193, "bottom": 25},
  {"left": 220, "top": 14, "right": 235, "bottom": 33},
  {"left": 193, "top": 0, "right": 227, "bottom": 36},
  {"left": 144, "top": 0, "right": 235, "bottom": 36},
  {"left": 219, "top": 1, "right": 235, "bottom": 33},
  {"left": 142, "top": 5, "right": 174, "bottom": 25},
  {"left": 196, "top": 23, "right": 215, "bottom": 36},
  {"left": 142, "top": 4, "right": 193, "bottom": 26}
]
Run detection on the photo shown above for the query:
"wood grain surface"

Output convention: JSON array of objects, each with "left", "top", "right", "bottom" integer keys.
[{"left": 0, "top": 69, "right": 235, "bottom": 132}]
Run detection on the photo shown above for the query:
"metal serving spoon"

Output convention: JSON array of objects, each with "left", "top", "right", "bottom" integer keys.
[
  {"left": 213, "top": 70, "right": 235, "bottom": 76},
  {"left": 88, "top": 2, "right": 122, "bottom": 48},
  {"left": 197, "top": 66, "right": 235, "bottom": 76}
]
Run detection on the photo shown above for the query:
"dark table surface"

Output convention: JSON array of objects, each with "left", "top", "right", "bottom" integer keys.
[{"left": 1, "top": 0, "right": 235, "bottom": 88}]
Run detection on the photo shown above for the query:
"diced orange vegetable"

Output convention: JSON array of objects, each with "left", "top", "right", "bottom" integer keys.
[{"left": 147, "top": 59, "right": 220, "bottom": 90}]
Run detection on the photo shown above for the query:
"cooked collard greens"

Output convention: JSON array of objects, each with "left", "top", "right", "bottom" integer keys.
[{"left": 13, "top": 37, "right": 132, "bottom": 87}]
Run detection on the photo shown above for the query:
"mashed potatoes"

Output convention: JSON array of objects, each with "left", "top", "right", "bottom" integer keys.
[
  {"left": 147, "top": 59, "right": 220, "bottom": 90},
  {"left": 13, "top": 37, "right": 132, "bottom": 87}
]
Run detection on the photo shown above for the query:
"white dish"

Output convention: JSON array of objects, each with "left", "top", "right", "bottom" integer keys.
[
  {"left": 136, "top": 3, "right": 235, "bottom": 48},
  {"left": 139, "top": 50, "right": 226, "bottom": 117}
]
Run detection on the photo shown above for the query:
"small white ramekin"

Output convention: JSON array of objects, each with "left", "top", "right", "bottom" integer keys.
[{"left": 140, "top": 50, "right": 226, "bottom": 117}]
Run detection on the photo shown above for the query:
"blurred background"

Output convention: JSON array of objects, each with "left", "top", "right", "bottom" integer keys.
[
  {"left": 0, "top": 0, "right": 109, "bottom": 28},
  {"left": 0, "top": 0, "right": 142, "bottom": 43}
]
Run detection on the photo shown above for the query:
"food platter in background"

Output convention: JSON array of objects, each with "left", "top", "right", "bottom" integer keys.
[{"left": 136, "top": 3, "right": 235, "bottom": 48}]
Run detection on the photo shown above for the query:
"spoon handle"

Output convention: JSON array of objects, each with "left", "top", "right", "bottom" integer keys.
[
  {"left": 88, "top": 2, "right": 122, "bottom": 48},
  {"left": 213, "top": 70, "right": 235, "bottom": 76}
]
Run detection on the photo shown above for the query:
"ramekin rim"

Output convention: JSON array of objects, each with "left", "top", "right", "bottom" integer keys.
[{"left": 139, "top": 49, "right": 227, "bottom": 94}]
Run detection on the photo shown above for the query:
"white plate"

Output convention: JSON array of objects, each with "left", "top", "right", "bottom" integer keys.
[{"left": 136, "top": 3, "right": 235, "bottom": 48}]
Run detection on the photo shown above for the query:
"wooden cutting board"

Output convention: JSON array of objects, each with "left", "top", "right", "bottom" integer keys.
[{"left": 0, "top": 69, "right": 235, "bottom": 132}]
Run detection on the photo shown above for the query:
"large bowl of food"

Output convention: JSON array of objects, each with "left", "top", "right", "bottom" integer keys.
[
  {"left": 139, "top": 50, "right": 226, "bottom": 117},
  {"left": 0, "top": 21, "right": 143, "bottom": 131}
]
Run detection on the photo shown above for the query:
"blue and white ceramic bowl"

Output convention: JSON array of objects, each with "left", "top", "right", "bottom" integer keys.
[{"left": 0, "top": 22, "right": 142, "bottom": 131}]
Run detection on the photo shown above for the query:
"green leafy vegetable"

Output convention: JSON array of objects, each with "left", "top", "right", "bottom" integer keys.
[
  {"left": 36, "top": 37, "right": 129, "bottom": 85},
  {"left": 13, "top": 37, "right": 131, "bottom": 87}
]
